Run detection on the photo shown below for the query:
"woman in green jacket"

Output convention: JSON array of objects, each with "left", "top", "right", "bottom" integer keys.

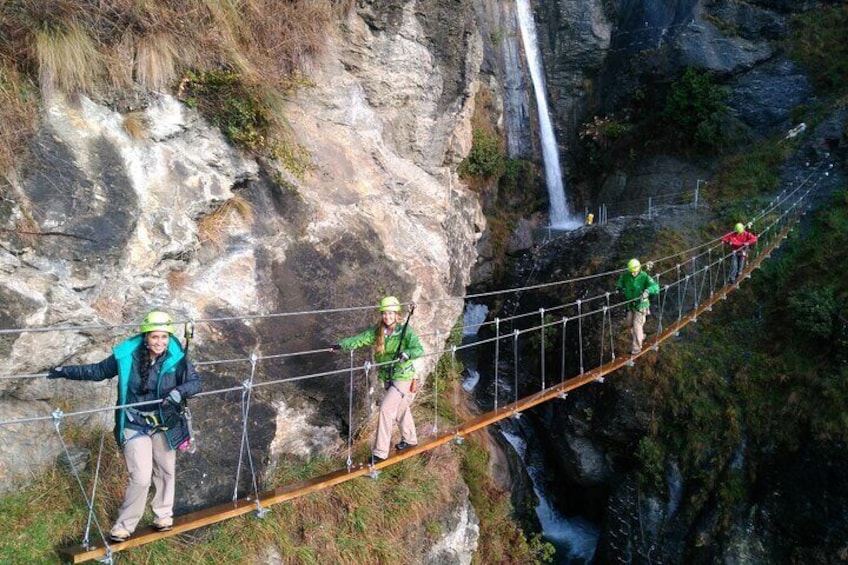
[
  {"left": 616, "top": 259, "right": 660, "bottom": 355},
  {"left": 335, "top": 296, "right": 424, "bottom": 462}
]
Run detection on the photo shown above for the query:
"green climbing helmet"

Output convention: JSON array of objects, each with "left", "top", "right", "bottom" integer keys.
[
  {"left": 627, "top": 258, "right": 641, "bottom": 273},
  {"left": 139, "top": 310, "right": 175, "bottom": 334},
  {"left": 379, "top": 296, "right": 402, "bottom": 312},
  {"left": 735, "top": 222, "right": 745, "bottom": 234}
]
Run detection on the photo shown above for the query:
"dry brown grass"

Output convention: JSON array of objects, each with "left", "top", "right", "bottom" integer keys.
[
  {"left": 2, "top": 0, "right": 342, "bottom": 95},
  {"left": 35, "top": 20, "right": 102, "bottom": 94},
  {"left": 122, "top": 111, "right": 146, "bottom": 139},
  {"left": 197, "top": 194, "right": 254, "bottom": 247},
  {"left": 135, "top": 31, "right": 183, "bottom": 90}
]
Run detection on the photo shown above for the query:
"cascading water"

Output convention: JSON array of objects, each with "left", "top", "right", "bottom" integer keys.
[
  {"left": 501, "top": 424, "right": 599, "bottom": 563},
  {"left": 460, "top": 303, "right": 489, "bottom": 392},
  {"left": 515, "top": 0, "right": 580, "bottom": 230}
]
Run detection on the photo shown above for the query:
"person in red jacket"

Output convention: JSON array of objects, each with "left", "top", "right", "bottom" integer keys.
[{"left": 721, "top": 222, "right": 758, "bottom": 282}]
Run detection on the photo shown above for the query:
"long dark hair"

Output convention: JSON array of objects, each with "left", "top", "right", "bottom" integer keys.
[{"left": 137, "top": 337, "right": 153, "bottom": 395}]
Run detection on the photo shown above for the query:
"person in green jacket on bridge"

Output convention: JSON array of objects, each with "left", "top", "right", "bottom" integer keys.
[
  {"left": 616, "top": 259, "right": 660, "bottom": 355},
  {"left": 334, "top": 296, "right": 424, "bottom": 463}
]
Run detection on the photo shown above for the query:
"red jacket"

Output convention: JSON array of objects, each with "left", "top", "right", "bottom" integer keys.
[{"left": 721, "top": 230, "right": 758, "bottom": 250}]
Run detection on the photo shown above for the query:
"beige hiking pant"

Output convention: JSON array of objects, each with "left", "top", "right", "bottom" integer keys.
[
  {"left": 113, "top": 428, "right": 176, "bottom": 534},
  {"left": 625, "top": 310, "right": 648, "bottom": 354},
  {"left": 373, "top": 379, "right": 417, "bottom": 459}
]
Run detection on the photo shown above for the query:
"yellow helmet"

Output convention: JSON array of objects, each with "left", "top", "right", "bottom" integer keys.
[
  {"left": 379, "top": 296, "right": 402, "bottom": 312},
  {"left": 627, "top": 258, "right": 641, "bottom": 273},
  {"left": 139, "top": 311, "right": 175, "bottom": 334},
  {"left": 735, "top": 222, "right": 745, "bottom": 234}
]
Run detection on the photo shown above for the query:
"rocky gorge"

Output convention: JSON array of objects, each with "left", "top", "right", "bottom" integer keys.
[{"left": 1, "top": 0, "right": 847, "bottom": 563}]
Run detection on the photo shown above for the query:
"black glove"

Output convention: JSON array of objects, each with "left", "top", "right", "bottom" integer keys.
[
  {"left": 47, "top": 367, "right": 65, "bottom": 379},
  {"left": 166, "top": 389, "right": 182, "bottom": 405},
  {"left": 330, "top": 344, "right": 342, "bottom": 352}
]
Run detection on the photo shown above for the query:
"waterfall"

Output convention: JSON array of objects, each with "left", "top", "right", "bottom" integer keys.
[
  {"left": 501, "top": 426, "right": 599, "bottom": 563},
  {"left": 515, "top": 0, "right": 579, "bottom": 229},
  {"left": 460, "top": 303, "right": 489, "bottom": 392}
]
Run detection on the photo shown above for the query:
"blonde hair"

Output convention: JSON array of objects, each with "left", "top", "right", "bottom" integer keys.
[{"left": 374, "top": 311, "right": 404, "bottom": 355}]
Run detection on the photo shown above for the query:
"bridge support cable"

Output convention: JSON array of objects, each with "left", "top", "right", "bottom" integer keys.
[
  {"left": 539, "top": 308, "right": 546, "bottom": 391},
  {"left": 605, "top": 293, "right": 616, "bottom": 363},
  {"left": 431, "top": 330, "right": 441, "bottom": 436},
  {"left": 653, "top": 275, "right": 665, "bottom": 341},
  {"left": 346, "top": 350, "right": 355, "bottom": 469},
  {"left": 599, "top": 306, "right": 611, "bottom": 367},
  {"left": 577, "top": 300, "right": 585, "bottom": 374},
  {"left": 233, "top": 353, "right": 267, "bottom": 517},
  {"left": 512, "top": 329, "right": 521, "bottom": 418},
  {"left": 560, "top": 316, "right": 567, "bottom": 387},
  {"left": 81, "top": 414, "right": 110, "bottom": 553},
  {"left": 52, "top": 409, "right": 114, "bottom": 563},
  {"left": 494, "top": 318, "right": 501, "bottom": 411},
  {"left": 364, "top": 361, "right": 374, "bottom": 418}
]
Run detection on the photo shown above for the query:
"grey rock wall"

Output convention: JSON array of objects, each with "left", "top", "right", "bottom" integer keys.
[{"left": 0, "top": 6, "right": 485, "bottom": 537}]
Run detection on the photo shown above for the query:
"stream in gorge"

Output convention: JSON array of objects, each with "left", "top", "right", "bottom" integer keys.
[{"left": 460, "top": 303, "right": 599, "bottom": 563}]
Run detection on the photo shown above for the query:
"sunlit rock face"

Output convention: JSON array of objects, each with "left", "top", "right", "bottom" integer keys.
[{"left": 0, "top": 0, "right": 485, "bottom": 516}]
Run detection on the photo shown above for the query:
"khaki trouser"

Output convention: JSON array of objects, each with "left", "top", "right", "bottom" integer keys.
[
  {"left": 112, "top": 428, "right": 176, "bottom": 534},
  {"left": 373, "top": 380, "right": 417, "bottom": 459},
  {"left": 625, "top": 310, "right": 648, "bottom": 354}
]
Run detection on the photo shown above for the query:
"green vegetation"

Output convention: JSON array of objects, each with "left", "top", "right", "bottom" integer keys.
[
  {"left": 708, "top": 140, "right": 788, "bottom": 202},
  {"left": 578, "top": 114, "right": 634, "bottom": 174},
  {"left": 459, "top": 127, "right": 505, "bottom": 180},
  {"left": 789, "top": 3, "right": 848, "bottom": 94},
  {"left": 461, "top": 440, "right": 555, "bottom": 564},
  {"left": 178, "top": 69, "right": 310, "bottom": 175},
  {"left": 633, "top": 186, "right": 848, "bottom": 539},
  {"left": 662, "top": 67, "right": 729, "bottom": 151}
]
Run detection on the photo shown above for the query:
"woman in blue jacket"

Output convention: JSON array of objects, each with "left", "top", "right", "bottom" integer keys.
[{"left": 47, "top": 311, "right": 202, "bottom": 542}]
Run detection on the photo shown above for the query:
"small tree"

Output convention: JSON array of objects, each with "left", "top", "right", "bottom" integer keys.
[
  {"left": 663, "top": 67, "right": 729, "bottom": 151},
  {"left": 459, "top": 127, "right": 505, "bottom": 179}
]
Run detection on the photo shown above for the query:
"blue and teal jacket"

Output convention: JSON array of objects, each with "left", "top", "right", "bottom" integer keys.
[
  {"left": 60, "top": 334, "right": 202, "bottom": 449},
  {"left": 339, "top": 323, "right": 424, "bottom": 382}
]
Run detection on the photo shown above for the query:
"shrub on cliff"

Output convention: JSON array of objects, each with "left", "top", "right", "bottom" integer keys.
[{"left": 662, "top": 67, "right": 729, "bottom": 152}]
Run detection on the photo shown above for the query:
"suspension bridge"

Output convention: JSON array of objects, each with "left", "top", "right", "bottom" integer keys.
[{"left": 0, "top": 162, "right": 827, "bottom": 563}]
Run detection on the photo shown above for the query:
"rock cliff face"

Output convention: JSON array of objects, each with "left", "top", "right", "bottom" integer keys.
[{"left": 0, "top": 3, "right": 484, "bottom": 544}]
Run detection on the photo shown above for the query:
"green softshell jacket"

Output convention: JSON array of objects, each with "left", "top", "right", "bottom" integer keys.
[
  {"left": 616, "top": 271, "right": 660, "bottom": 312},
  {"left": 339, "top": 323, "right": 424, "bottom": 382}
]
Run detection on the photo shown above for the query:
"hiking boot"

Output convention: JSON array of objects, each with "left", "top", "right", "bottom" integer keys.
[
  {"left": 109, "top": 528, "right": 131, "bottom": 543},
  {"left": 153, "top": 519, "right": 173, "bottom": 532},
  {"left": 395, "top": 441, "right": 417, "bottom": 451}
]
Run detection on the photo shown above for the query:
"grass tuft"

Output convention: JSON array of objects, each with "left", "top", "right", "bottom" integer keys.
[
  {"left": 122, "top": 111, "right": 147, "bottom": 139},
  {"left": 35, "top": 20, "right": 102, "bottom": 94},
  {"left": 197, "top": 194, "right": 254, "bottom": 247},
  {"left": 135, "top": 32, "right": 182, "bottom": 90}
]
